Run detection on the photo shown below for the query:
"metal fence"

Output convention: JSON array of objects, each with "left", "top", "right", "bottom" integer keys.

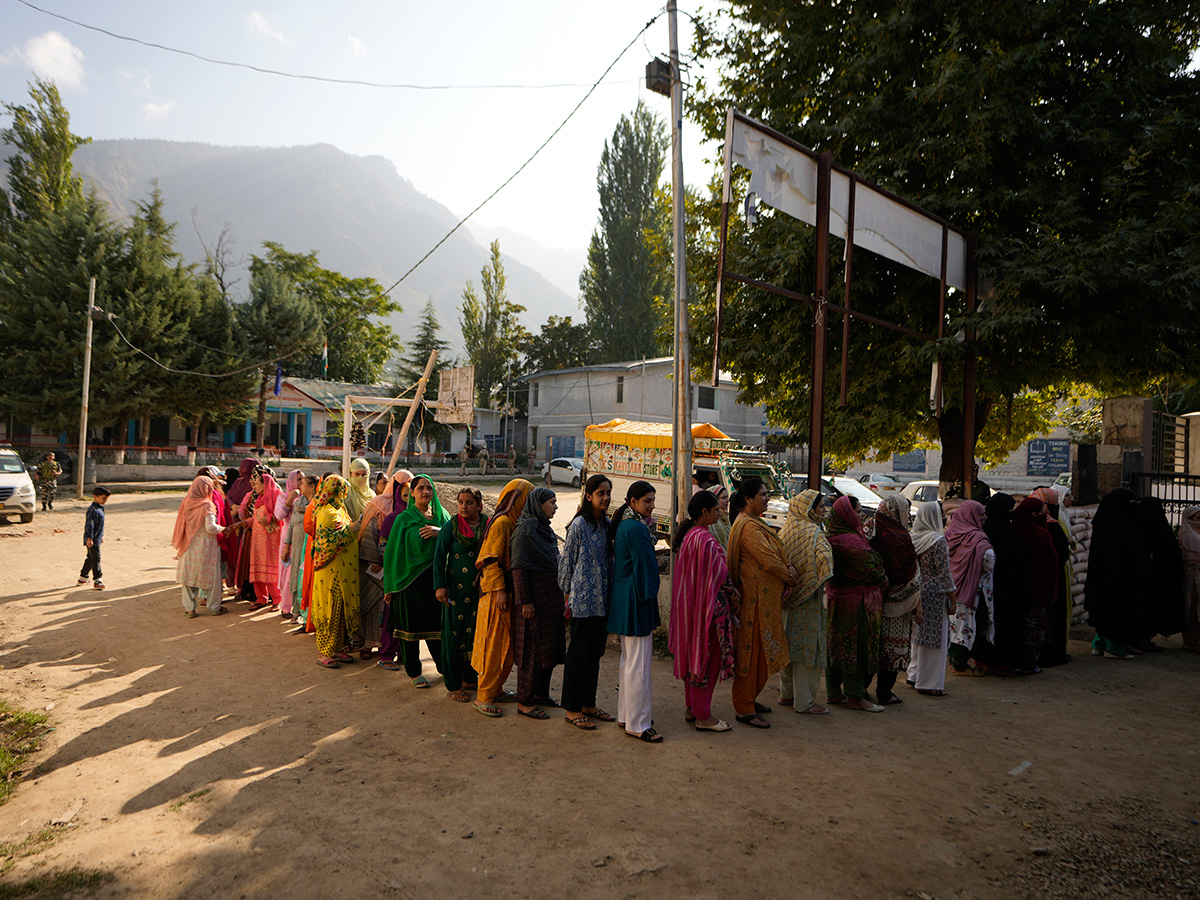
[
  {"left": 1130, "top": 472, "right": 1200, "bottom": 525},
  {"left": 1151, "top": 412, "right": 1189, "bottom": 473}
]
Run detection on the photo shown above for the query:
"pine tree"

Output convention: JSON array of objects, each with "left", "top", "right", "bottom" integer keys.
[{"left": 395, "top": 298, "right": 452, "bottom": 450}]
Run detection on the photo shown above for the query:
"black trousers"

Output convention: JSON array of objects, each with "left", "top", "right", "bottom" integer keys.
[
  {"left": 561, "top": 615, "right": 609, "bottom": 711},
  {"left": 80, "top": 544, "right": 102, "bottom": 580},
  {"left": 401, "top": 639, "right": 443, "bottom": 678}
]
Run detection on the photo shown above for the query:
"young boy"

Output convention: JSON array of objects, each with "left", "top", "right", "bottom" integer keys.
[{"left": 79, "top": 486, "right": 111, "bottom": 590}]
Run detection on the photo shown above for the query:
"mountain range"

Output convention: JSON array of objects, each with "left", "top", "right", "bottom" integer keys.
[{"left": 57, "top": 138, "right": 587, "bottom": 357}]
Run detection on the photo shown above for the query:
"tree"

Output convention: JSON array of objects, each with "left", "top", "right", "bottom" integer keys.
[
  {"left": 395, "top": 298, "right": 451, "bottom": 449},
  {"left": 520, "top": 315, "right": 596, "bottom": 374},
  {"left": 239, "top": 267, "right": 324, "bottom": 451},
  {"left": 691, "top": 1, "right": 1200, "bottom": 482},
  {"left": 250, "top": 241, "right": 399, "bottom": 384},
  {"left": 579, "top": 101, "right": 671, "bottom": 362},
  {"left": 460, "top": 240, "right": 527, "bottom": 407},
  {"left": 0, "top": 78, "right": 89, "bottom": 231}
]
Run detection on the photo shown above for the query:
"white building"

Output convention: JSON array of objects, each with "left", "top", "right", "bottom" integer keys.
[{"left": 523, "top": 357, "right": 783, "bottom": 460}]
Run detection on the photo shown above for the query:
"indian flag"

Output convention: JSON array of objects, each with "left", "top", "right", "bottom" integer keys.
[{"left": 322, "top": 341, "right": 328, "bottom": 377}]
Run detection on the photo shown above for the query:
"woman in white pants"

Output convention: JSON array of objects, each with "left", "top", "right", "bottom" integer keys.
[
  {"left": 907, "top": 502, "right": 956, "bottom": 694},
  {"left": 607, "top": 481, "right": 662, "bottom": 743},
  {"left": 173, "top": 475, "right": 232, "bottom": 617}
]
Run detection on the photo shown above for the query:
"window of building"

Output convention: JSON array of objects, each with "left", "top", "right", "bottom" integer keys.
[
  {"left": 698, "top": 386, "right": 716, "bottom": 409},
  {"left": 533, "top": 382, "right": 539, "bottom": 406},
  {"left": 616, "top": 376, "right": 624, "bottom": 404}
]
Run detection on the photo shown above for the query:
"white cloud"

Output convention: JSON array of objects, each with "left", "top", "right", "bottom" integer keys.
[
  {"left": 1, "top": 31, "right": 86, "bottom": 90},
  {"left": 245, "top": 12, "right": 285, "bottom": 43},
  {"left": 347, "top": 34, "right": 367, "bottom": 58},
  {"left": 116, "top": 66, "right": 151, "bottom": 93},
  {"left": 143, "top": 99, "right": 177, "bottom": 122}
]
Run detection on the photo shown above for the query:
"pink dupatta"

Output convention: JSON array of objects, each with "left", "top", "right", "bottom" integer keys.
[{"left": 669, "top": 525, "right": 729, "bottom": 682}]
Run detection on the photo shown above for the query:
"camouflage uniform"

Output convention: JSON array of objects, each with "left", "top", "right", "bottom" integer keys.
[{"left": 38, "top": 457, "right": 62, "bottom": 510}]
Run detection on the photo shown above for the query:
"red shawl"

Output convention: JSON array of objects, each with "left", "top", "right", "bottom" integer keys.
[
  {"left": 669, "top": 526, "right": 728, "bottom": 682},
  {"left": 945, "top": 499, "right": 993, "bottom": 609},
  {"left": 1011, "top": 497, "right": 1060, "bottom": 609},
  {"left": 871, "top": 497, "right": 918, "bottom": 586}
]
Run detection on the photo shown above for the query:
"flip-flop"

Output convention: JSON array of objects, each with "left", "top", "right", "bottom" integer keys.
[
  {"left": 847, "top": 700, "right": 885, "bottom": 712},
  {"left": 334, "top": 653, "right": 356, "bottom": 664},
  {"left": 210, "top": 607, "right": 227, "bottom": 616},
  {"left": 586, "top": 707, "right": 615, "bottom": 722},
  {"left": 753, "top": 702, "right": 772, "bottom": 714},
  {"left": 626, "top": 728, "right": 663, "bottom": 743},
  {"left": 518, "top": 707, "right": 549, "bottom": 720},
  {"left": 694, "top": 719, "right": 732, "bottom": 732},
  {"left": 797, "top": 703, "right": 830, "bottom": 715},
  {"left": 376, "top": 659, "right": 403, "bottom": 671},
  {"left": 881, "top": 695, "right": 904, "bottom": 705},
  {"left": 777, "top": 697, "right": 794, "bottom": 707},
  {"left": 564, "top": 714, "right": 595, "bottom": 730},
  {"left": 184, "top": 610, "right": 198, "bottom": 618},
  {"left": 411, "top": 675, "right": 430, "bottom": 688},
  {"left": 447, "top": 690, "right": 471, "bottom": 703},
  {"left": 317, "top": 658, "right": 341, "bottom": 669},
  {"left": 735, "top": 714, "right": 771, "bottom": 729},
  {"left": 472, "top": 702, "right": 502, "bottom": 718}
]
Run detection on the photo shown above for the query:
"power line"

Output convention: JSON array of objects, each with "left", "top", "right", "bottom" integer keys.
[{"left": 15, "top": 0, "right": 641, "bottom": 91}]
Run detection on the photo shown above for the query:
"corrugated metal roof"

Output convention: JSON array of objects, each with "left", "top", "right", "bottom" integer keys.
[{"left": 285, "top": 378, "right": 395, "bottom": 411}]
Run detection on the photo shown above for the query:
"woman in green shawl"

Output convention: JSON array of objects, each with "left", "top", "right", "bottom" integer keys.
[
  {"left": 384, "top": 474, "right": 448, "bottom": 687},
  {"left": 434, "top": 487, "right": 488, "bottom": 702}
]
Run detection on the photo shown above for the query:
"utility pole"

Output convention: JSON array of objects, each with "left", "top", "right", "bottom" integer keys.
[
  {"left": 76, "top": 277, "right": 95, "bottom": 500},
  {"left": 668, "top": 0, "right": 692, "bottom": 548}
]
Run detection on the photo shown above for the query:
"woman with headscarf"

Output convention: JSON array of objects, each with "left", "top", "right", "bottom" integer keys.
[
  {"left": 1139, "top": 496, "right": 1186, "bottom": 647},
  {"left": 299, "top": 476, "right": 323, "bottom": 634},
  {"left": 351, "top": 472, "right": 395, "bottom": 660},
  {"left": 976, "top": 493, "right": 1024, "bottom": 673},
  {"left": 706, "top": 484, "right": 732, "bottom": 550},
  {"left": 1011, "top": 496, "right": 1061, "bottom": 671},
  {"left": 434, "top": 488, "right": 488, "bottom": 703},
  {"left": 310, "top": 475, "right": 361, "bottom": 667},
  {"left": 609, "top": 480, "right": 662, "bottom": 742},
  {"left": 510, "top": 487, "right": 568, "bottom": 719},
  {"left": 282, "top": 475, "right": 317, "bottom": 623},
  {"left": 558, "top": 474, "right": 616, "bottom": 729},
  {"left": 869, "top": 495, "right": 920, "bottom": 704},
  {"left": 227, "top": 457, "right": 260, "bottom": 602},
  {"left": 275, "top": 470, "right": 304, "bottom": 618},
  {"left": 241, "top": 465, "right": 285, "bottom": 610},
  {"left": 384, "top": 474, "right": 447, "bottom": 687},
  {"left": 345, "top": 457, "right": 375, "bottom": 522},
  {"left": 375, "top": 470, "right": 414, "bottom": 669},
  {"left": 173, "top": 475, "right": 229, "bottom": 617},
  {"left": 1180, "top": 506, "right": 1200, "bottom": 653},
  {"left": 727, "top": 477, "right": 794, "bottom": 728},
  {"left": 906, "top": 502, "right": 956, "bottom": 695},
  {"left": 1085, "top": 488, "right": 1149, "bottom": 659},
  {"left": 1031, "top": 486, "right": 1074, "bottom": 666},
  {"left": 945, "top": 500, "right": 995, "bottom": 676},
  {"left": 669, "top": 490, "right": 735, "bottom": 732},
  {"left": 824, "top": 496, "right": 887, "bottom": 713},
  {"left": 778, "top": 490, "right": 834, "bottom": 715},
  {"left": 472, "top": 479, "right": 535, "bottom": 717},
  {"left": 199, "top": 466, "right": 234, "bottom": 591}
]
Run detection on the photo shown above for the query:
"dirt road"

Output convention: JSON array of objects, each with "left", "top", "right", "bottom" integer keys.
[{"left": 0, "top": 490, "right": 1197, "bottom": 899}]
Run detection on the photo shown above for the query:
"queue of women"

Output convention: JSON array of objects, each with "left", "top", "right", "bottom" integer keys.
[{"left": 170, "top": 458, "right": 1200, "bottom": 744}]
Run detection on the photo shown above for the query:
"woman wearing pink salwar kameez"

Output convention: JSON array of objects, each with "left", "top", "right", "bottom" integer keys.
[{"left": 241, "top": 466, "right": 284, "bottom": 610}]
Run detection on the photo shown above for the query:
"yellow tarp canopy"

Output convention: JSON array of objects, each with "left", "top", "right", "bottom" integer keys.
[{"left": 584, "top": 418, "right": 731, "bottom": 450}]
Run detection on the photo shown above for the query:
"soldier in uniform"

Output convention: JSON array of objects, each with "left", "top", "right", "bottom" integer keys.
[
  {"left": 38, "top": 452, "right": 63, "bottom": 511},
  {"left": 527, "top": 445, "right": 537, "bottom": 476},
  {"left": 478, "top": 446, "right": 489, "bottom": 475},
  {"left": 458, "top": 446, "right": 469, "bottom": 477},
  {"left": 506, "top": 445, "right": 516, "bottom": 475}
]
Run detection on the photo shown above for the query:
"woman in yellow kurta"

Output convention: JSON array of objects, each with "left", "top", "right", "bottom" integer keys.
[
  {"left": 470, "top": 479, "right": 534, "bottom": 717},
  {"left": 311, "top": 475, "right": 361, "bottom": 668},
  {"left": 727, "top": 477, "right": 796, "bottom": 727}
]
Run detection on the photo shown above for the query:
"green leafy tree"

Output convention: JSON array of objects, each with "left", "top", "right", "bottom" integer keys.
[
  {"left": 0, "top": 78, "right": 89, "bottom": 231},
  {"left": 521, "top": 315, "right": 596, "bottom": 374},
  {"left": 239, "top": 267, "right": 324, "bottom": 451},
  {"left": 691, "top": 0, "right": 1200, "bottom": 482},
  {"left": 460, "top": 240, "right": 527, "bottom": 407},
  {"left": 251, "top": 241, "right": 399, "bottom": 384},
  {"left": 579, "top": 101, "right": 671, "bottom": 362}
]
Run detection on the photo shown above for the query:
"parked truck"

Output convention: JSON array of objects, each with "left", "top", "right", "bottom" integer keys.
[{"left": 582, "top": 418, "right": 792, "bottom": 540}]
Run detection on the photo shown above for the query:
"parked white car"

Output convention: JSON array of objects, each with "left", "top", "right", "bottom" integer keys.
[
  {"left": 795, "top": 475, "right": 883, "bottom": 516},
  {"left": 1051, "top": 471, "right": 1072, "bottom": 505},
  {"left": 0, "top": 447, "right": 37, "bottom": 524},
  {"left": 541, "top": 457, "right": 584, "bottom": 488},
  {"left": 857, "top": 472, "right": 903, "bottom": 495},
  {"left": 901, "top": 480, "right": 942, "bottom": 506}
]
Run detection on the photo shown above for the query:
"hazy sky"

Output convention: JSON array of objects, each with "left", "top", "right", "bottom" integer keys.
[{"left": 0, "top": 1, "right": 720, "bottom": 258}]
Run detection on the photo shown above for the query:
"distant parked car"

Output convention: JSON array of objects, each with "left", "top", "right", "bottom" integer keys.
[
  {"left": 858, "top": 473, "right": 903, "bottom": 495},
  {"left": 542, "top": 457, "right": 583, "bottom": 488},
  {"left": 1052, "top": 471, "right": 1072, "bottom": 505},
  {"left": 797, "top": 475, "right": 882, "bottom": 517},
  {"left": 901, "top": 480, "right": 942, "bottom": 507},
  {"left": 0, "top": 447, "right": 37, "bottom": 524}
]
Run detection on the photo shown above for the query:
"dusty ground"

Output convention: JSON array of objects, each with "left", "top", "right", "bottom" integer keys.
[{"left": 0, "top": 488, "right": 1198, "bottom": 900}]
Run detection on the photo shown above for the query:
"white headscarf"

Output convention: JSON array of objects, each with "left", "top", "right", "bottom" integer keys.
[{"left": 910, "top": 500, "right": 945, "bottom": 557}]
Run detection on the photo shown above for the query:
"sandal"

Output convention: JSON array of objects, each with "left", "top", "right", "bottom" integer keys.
[
  {"left": 735, "top": 714, "right": 771, "bottom": 729},
  {"left": 184, "top": 610, "right": 198, "bottom": 618},
  {"left": 797, "top": 703, "right": 830, "bottom": 715},
  {"left": 777, "top": 697, "right": 794, "bottom": 707},
  {"left": 518, "top": 707, "right": 549, "bottom": 720},
  {"left": 880, "top": 695, "right": 904, "bottom": 705},
  {"left": 826, "top": 694, "right": 848, "bottom": 704},
  {"left": 694, "top": 719, "right": 732, "bottom": 732},
  {"left": 472, "top": 701, "right": 502, "bottom": 718},
  {"left": 411, "top": 675, "right": 430, "bottom": 688},
  {"left": 565, "top": 714, "right": 595, "bottom": 730},
  {"left": 334, "top": 652, "right": 355, "bottom": 664},
  {"left": 359, "top": 648, "right": 373, "bottom": 660},
  {"left": 210, "top": 607, "right": 227, "bottom": 616},
  {"left": 495, "top": 690, "right": 518, "bottom": 703},
  {"left": 753, "top": 702, "right": 772, "bottom": 714},
  {"left": 585, "top": 707, "right": 615, "bottom": 722},
  {"left": 846, "top": 698, "right": 884, "bottom": 712},
  {"left": 531, "top": 696, "right": 560, "bottom": 709},
  {"left": 626, "top": 727, "right": 663, "bottom": 743},
  {"left": 317, "top": 657, "right": 341, "bottom": 669},
  {"left": 376, "top": 659, "right": 403, "bottom": 671},
  {"left": 916, "top": 689, "right": 946, "bottom": 697},
  {"left": 448, "top": 689, "right": 471, "bottom": 703}
]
